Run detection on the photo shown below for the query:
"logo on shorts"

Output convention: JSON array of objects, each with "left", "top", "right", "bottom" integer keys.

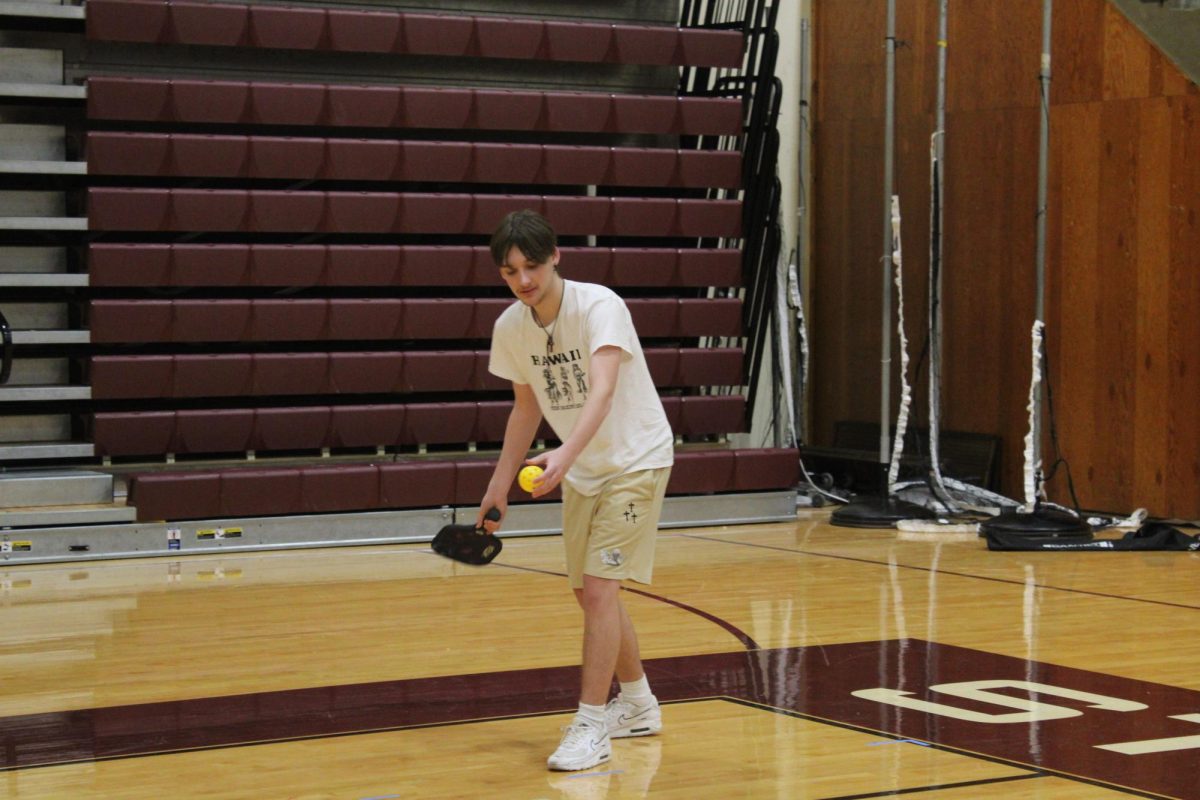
[
  {"left": 601, "top": 548, "right": 624, "bottom": 567},
  {"left": 624, "top": 503, "right": 639, "bottom": 524}
]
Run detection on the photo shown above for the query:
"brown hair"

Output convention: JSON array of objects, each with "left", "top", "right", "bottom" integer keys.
[{"left": 489, "top": 209, "right": 557, "bottom": 266}]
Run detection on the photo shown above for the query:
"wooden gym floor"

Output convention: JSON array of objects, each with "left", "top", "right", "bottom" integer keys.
[{"left": 1, "top": 510, "right": 1197, "bottom": 799}]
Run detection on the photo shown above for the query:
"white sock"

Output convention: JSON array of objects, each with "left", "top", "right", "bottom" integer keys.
[
  {"left": 619, "top": 675, "right": 654, "bottom": 707},
  {"left": 576, "top": 702, "right": 606, "bottom": 727}
]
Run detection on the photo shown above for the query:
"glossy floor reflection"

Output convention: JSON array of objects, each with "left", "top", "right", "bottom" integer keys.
[{"left": 0, "top": 510, "right": 1197, "bottom": 799}]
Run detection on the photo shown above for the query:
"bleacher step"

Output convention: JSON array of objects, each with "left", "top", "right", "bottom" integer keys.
[
  {"left": 0, "top": 160, "right": 86, "bottom": 175},
  {"left": 0, "top": 273, "right": 87, "bottom": 287},
  {"left": 0, "top": 469, "right": 113, "bottom": 508},
  {"left": 0, "top": 441, "right": 94, "bottom": 460},
  {"left": 0, "top": 386, "right": 91, "bottom": 402},
  {"left": 9, "top": 330, "right": 90, "bottom": 345},
  {"left": 1, "top": 503, "right": 136, "bottom": 528}
]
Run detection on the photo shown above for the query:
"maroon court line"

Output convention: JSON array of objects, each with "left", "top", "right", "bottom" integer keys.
[
  {"left": 492, "top": 559, "right": 762, "bottom": 651},
  {"left": 682, "top": 533, "right": 1200, "bottom": 611}
]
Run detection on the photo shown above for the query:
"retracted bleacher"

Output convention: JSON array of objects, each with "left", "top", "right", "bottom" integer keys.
[{"left": 11, "top": 0, "right": 798, "bottom": 551}]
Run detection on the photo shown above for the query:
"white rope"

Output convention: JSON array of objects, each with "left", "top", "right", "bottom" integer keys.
[
  {"left": 887, "top": 195, "right": 913, "bottom": 492},
  {"left": 775, "top": 248, "right": 797, "bottom": 446},
  {"left": 1022, "top": 320, "right": 1046, "bottom": 510}
]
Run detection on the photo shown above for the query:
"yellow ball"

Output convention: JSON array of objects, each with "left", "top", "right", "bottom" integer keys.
[{"left": 518, "top": 465, "right": 544, "bottom": 493}]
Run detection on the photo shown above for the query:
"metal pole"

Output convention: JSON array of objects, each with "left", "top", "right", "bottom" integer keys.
[
  {"left": 1033, "top": 0, "right": 1052, "bottom": 484},
  {"left": 929, "top": 0, "right": 950, "bottom": 499},
  {"left": 879, "top": 0, "right": 897, "bottom": 470}
]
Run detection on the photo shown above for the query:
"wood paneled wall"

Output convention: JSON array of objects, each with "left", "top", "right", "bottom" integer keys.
[{"left": 810, "top": 0, "right": 1200, "bottom": 516}]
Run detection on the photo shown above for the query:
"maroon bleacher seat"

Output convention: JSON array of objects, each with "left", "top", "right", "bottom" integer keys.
[
  {"left": 611, "top": 198, "right": 677, "bottom": 237},
  {"left": 89, "top": 356, "right": 172, "bottom": 399},
  {"left": 643, "top": 348, "right": 679, "bottom": 385},
  {"left": 679, "top": 28, "right": 744, "bottom": 68},
  {"left": 542, "top": 145, "right": 609, "bottom": 185},
  {"left": 173, "top": 354, "right": 253, "bottom": 397},
  {"left": 301, "top": 465, "right": 381, "bottom": 514},
  {"left": 679, "top": 250, "right": 741, "bottom": 287},
  {"left": 327, "top": 8, "right": 400, "bottom": 53},
  {"left": 250, "top": 136, "right": 324, "bottom": 179},
  {"left": 248, "top": 245, "right": 325, "bottom": 286},
  {"left": 612, "top": 24, "right": 679, "bottom": 66},
  {"left": 327, "top": 246, "right": 400, "bottom": 285},
  {"left": 612, "top": 95, "right": 676, "bottom": 134},
  {"left": 88, "top": 188, "right": 170, "bottom": 231},
  {"left": 255, "top": 407, "right": 333, "bottom": 451},
  {"left": 400, "top": 142, "right": 471, "bottom": 182},
  {"left": 174, "top": 80, "right": 249, "bottom": 123},
  {"left": 404, "top": 351, "right": 476, "bottom": 393},
  {"left": 87, "top": 77, "right": 170, "bottom": 121},
  {"left": 176, "top": 409, "right": 254, "bottom": 454},
  {"left": 401, "top": 299, "right": 475, "bottom": 339},
  {"left": 474, "top": 401, "right": 511, "bottom": 443},
  {"left": 677, "top": 199, "right": 742, "bottom": 237},
  {"left": 472, "top": 143, "right": 542, "bottom": 184},
  {"left": 93, "top": 412, "right": 175, "bottom": 458},
  {"left": 172, "top": 299, "right": 250, "bottom": 342},
  {"left": 401, "top": 193, "right": 473, "bottom": 234},
  {"left": 679, "top": 298, "right": 742, "bottom": 336},
  {"left": 173, "top": 134, "right": 248, "bottom": 177},
  {"left": 608, "top": 249, "right": 673, "bottom": 286},
  {"left": 475, "top": 16, "right": 543, "bottom": 60},
  {"left": 733, "top": 448, "right": 799, "bottom": 492},
  {"left": 627, "top": 299, "right": 678, "bottom": 338},
  {"left": 220, "top": 469, "right": 302, "bottom": 516},
  {"left": 379, "top": 462, "right": 456, "bottom": 509},
  {"left": 89, "top": 3, "right": 745, "bottom": 67},
  {"left": 249, "top": 4, "right": 325, "bottom": 50},
  {"left": 331, "top": 405, "right": 406, "bottom": 448},
  {"left": 677, "top": 348, "right": 744, "bottom": 386},
  {"left": 86, "top": 0, "right": 168, "bottom": 42},
  {"left": 249, "top": 191, "right": 325, "bottom": 231},
  {"left": 251, "top": 81, "right": 325, "bottom": 125},
  {"left": 473, "top": 89, "right": 545, "bottom": 131},
  {"left": 403, "top": 13, "right": 472, "bottom": 57},
  {"left": 252, "top": 353, "right": 330, "bottom": 397},
  {"left": 87, "top": 77, "right": 744, "bottom": 135},
  {"left": 679, "top": 151, "right": 742, "bottom": 188},
  {"left": 327, "top": 85, "right": 402, "bottom": 127},
  {"left": 324, "top": 139, "right": 396, "bottom": 180},
  {"left": 88, "top": 243, "right": 171, "bottom": 286},
  {"left": 172, "top": 189, "right": 248, "bottom": 231},
  {"left": 129, "top": 472, "right": 222, "bottom": 521},
  {"left": 174, "top": 244, "right": 252, "bottom": 285},
  {"left": 87, "top": 132, "right": 169, "bottom": 175},
  {"left": 679, "top": 395, "right": 747, "bottom": 436},
  {"left": 403, "top": 403, "right": 478, "bottom": 445},
  {"left": 544, "top": 20, "right": 611, "bottom": 63},
  {"left": 171, "top": 1, "right": 248, "bottom": 47},
  {"left": 561, "top": 248, "right": 610, "bottom": 284},
  {"left": 125, "top": 449, "right": 797, "bottom": 522},
  {"left": 327, "top": 299, "right": 400, "bottom": 340},
  {"left": 328, "top": 192, "right": 400, "bottom": 233},
  {"left": 668, "top": 450, "right": 735, "bottom": 494},
  {"left": 401, "top": 86, "right": 473, "bottom": 129},
  {"left": 544, "top": 92, "right": 611, "bottom": 132},
  {"left": 329, "top": 352, "right": 404, "bottom": 395}
]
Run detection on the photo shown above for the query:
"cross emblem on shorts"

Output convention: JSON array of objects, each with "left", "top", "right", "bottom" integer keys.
[{"left": 624, "top": 503, "right": 638, "bottom": 523}]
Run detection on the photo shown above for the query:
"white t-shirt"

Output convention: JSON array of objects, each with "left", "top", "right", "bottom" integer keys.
[{"left": 489, "top": 280, "right": 674, "bottom": 495}]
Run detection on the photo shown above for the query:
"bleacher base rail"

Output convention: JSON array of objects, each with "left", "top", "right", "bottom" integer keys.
[{"left": 0, "top": 490, "right": 797, "bottom": 565}]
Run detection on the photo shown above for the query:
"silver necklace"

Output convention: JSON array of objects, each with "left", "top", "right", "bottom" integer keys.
[{"left": 532, "top": 280, "right": 565, "bottom": 354}]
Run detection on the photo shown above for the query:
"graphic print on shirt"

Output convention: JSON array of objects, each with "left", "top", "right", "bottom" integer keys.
[{"left": 532, "top": 349, "right": 586, "bottom": 411}]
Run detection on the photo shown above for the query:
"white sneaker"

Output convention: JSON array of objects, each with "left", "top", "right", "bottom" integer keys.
[
  {"left": 605, "top": 696, "right": 662, "bottom": 738},
  {"left": 547, "top": 719, "right": 611, "bottom": 771}
]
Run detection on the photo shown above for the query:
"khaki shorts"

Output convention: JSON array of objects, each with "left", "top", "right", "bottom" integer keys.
[{"left": 562, "top": 466, "right": 672, "bottom": 590}]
